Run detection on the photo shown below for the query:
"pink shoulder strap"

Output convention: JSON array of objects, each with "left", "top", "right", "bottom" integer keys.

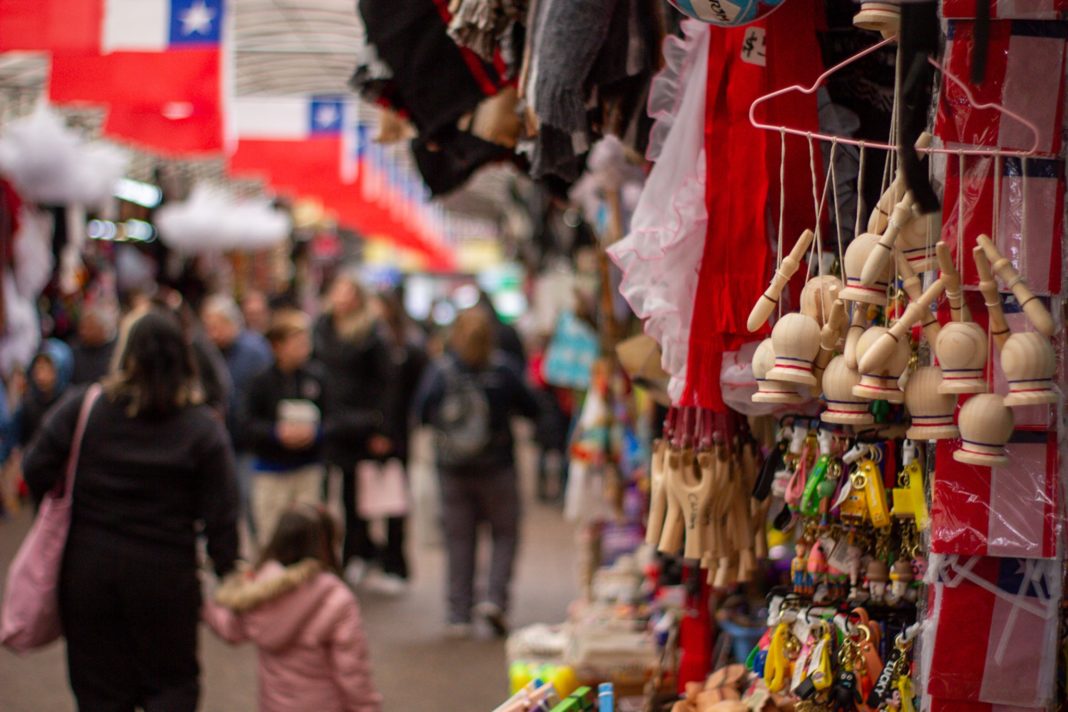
[{"left": 58, "top": 384, "right": 103, "bottom": 501}]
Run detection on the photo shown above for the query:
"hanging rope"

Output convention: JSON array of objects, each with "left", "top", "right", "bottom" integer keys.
[{"left": 778, "top": 129, "right": 787, "bottom": 319}]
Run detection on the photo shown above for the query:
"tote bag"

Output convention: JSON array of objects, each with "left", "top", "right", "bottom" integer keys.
[
  {"left": 357, "top": 458, "right": 409, "bottom": 519},
  {"left": 1, "top": 384, "right": 100, "bottom": 654}
]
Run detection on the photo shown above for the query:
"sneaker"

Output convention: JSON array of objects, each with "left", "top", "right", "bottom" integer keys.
[
  {"left": 343, "top": 559, "right": 368, "bottom": 588},
  {"left": 364, "top": 571, "right": 409, "bottom": 597},
  {"left": 475, "top": 602, "right": 509, "bottom": 638},
  {"left": 444, "top": 622, "right": 473, "bottom": 640}
]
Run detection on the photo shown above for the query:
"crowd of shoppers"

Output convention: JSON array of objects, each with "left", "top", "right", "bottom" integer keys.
[{"left": 1, "top": 270, "right": 555, "bottom": 710}]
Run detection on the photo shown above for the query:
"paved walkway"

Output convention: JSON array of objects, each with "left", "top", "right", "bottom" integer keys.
[{"left": 0, "top": 446, "right": 576, "bottom": 711}]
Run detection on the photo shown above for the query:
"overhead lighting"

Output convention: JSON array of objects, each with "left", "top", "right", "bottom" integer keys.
[
  {"left": 87, "top": 219, "right": 157, "bottom": 243},
  {"left": 114, "top": 178, "right": 163, "bottom": 209}
]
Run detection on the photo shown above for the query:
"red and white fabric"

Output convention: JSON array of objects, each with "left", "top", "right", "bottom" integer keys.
[
  {"left": 931, "top": 434, "right": 1059, "bottom": 559},
  {"left": 942, "top": 0, "right": 1068, "bottom": 19},
  {"left": 921, "top": 555, "right": 1060, "bottom": 709}
]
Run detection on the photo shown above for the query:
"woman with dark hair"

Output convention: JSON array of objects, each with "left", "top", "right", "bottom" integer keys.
[
  {"left": 203, "top": 505, "right": 381, "bottom": 712},
  {"left": 414, "top": 307, "right": 540, "bottom": 638},
  {"left": 312, "top": 272, "right": 396, "bottom": 587},
  {"left": 22, "top": 306, "right": 239, "bottom": 712}
]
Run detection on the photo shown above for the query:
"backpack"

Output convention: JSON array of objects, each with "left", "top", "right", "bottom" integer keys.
[{"left": 432, "top": 358, "right": 492, "bottom": 468}]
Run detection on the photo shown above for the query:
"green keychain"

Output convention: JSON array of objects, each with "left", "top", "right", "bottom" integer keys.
[{"left": 800, "top": 455, "right": 832, "bottom": 517}]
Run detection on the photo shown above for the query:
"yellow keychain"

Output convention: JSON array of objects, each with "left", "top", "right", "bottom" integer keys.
[
  {"left": 898, "top": 673, "right": 916, "bottom": 712},
  {"left": 808, "top": 624, "right": 833, "bottom": 691},
  {"left": 858, "top": 459, "right": 891, "bottom": 529},
  {"left": 764, "top": 622, "right": 792, "bottom": 693},
  {"left": 892, "top": 460, "right": 929, "bottom": 531}
]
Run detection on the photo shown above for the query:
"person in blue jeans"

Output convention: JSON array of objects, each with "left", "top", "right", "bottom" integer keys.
[{"left": 414, "top": 307, "right": 540, "bottom": 638}]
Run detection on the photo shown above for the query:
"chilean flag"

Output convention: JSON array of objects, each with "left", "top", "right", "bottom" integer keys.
[
  {"left": 34, "top": 0, "right": 226, "bottom": 155},
  {"left": 228, "top": 96, "right": 455, "bottom": 271}
]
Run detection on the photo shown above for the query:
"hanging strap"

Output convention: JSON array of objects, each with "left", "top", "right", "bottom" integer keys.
[{"left": 55, "top": 384, "right": 103, "bottom": 500}]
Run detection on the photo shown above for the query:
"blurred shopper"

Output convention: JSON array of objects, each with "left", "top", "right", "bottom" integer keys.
[
  {"left": 364, "top": 292, "right": 429, "bottom": 593},
  {"left": 313, "top": 272, "right": 395, "bottom": 587},
  {"left": 477, "top": 289, "right": 526, "bottom": 370},
  {"left": 204, "top": 505, "right": 381, "bottom": 712},
  {"left": 243, "top": 310, "right": 324, "bottom": 548},
  {"left": 415, "top": 307, "right": 540, "bottom": 638},
  {"left": 203, "top": 293, "right": 273, "bottom": 541},
  {"left": 528, "top": 339, "right": 572, "bottom": 502},
  {"left": 70, "top": 303, "right": 118, "bottom": 386},
  {"left": 242, "top": 289, "right": 272, "bottom": 336},
  {"left": 15, "top": 339, "right": 74, "bottom": 448},
  {"left": 22, "top": 306, "right": 239, "bottom": 712}
]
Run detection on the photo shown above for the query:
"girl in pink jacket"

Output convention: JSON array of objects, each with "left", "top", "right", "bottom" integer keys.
[{"left": 204, "top": 505, "right": 383, "bottom": 712}]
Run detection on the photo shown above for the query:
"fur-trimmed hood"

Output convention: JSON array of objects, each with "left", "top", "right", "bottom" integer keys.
[{"left": 212, "top": 559, "right": 338, "bottom": 652}]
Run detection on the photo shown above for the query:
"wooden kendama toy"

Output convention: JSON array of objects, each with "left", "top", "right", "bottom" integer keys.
[
  {"left": 752, "top": 338, "right": 806, "bottom": 404},
  {"left": 857, "top": 278, "right": 944, "bottom": 374},
  {"left": 645, "top": 439, "right": 669, "bottom": 547},
  {"left": 859, "top": 190, "right": 917, "bottom": 288},
  {"left": 747, "top": 229, "right": 815, "bottom": 333},
  {"left": 895, "top": 249, "right": 942, "bottom": 345},
  {"left": 801, "top": 274, "right": 845, "bottom": 328},
  {"left": 977, "top": 234, "right": 1055, "bottom": 337},
  {"left": 905, "top": 366, "right": 960, "bottom": 441},
  {"left": 936, "top": 241, "right": 969, "bottom": 322},
  {"left": 814, "top": 295, "right": 848, "bottom": 381},
  {"left": 766, "top": 312, "right": 821, "bottom": 388},
  {"left": 1001, "top": 332, "right": 1058, "bottom": 407},
  {"left": 935, "top": 321, "right": 989, "bottom": 394},
  {"left": 852, "top": 326, "right": 910, "bottom": 403},
  {"left": 973, "top": 244, "right": 1012, "bottom": 351},
  {"left": 853, "top": 2, "right": 900, "bottom": 37},
  {"left": 954, "top": 394, "right": 1014, "bottom": 466},
  {"left": 839, "top": 231, "right": 892, "bottom": 369},
  {"left": 821, "top": 355, "right": 874, "bottom": 425}
]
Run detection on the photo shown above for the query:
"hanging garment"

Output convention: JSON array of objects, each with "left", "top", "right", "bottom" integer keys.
[{"left": 682, "top": 0, "right": 823, "bottom": 410}]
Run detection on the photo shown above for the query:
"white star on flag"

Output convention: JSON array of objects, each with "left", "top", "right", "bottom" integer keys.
[
  {"left": 180, "top": 1, "right": 216, "bottom": 36},
  {"left": 315, "top": 103, "right": 339, "bottom": 129}
]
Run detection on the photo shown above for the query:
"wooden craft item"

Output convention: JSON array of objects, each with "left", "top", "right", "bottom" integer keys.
[
  {"left": 897, "top": 211, "right": 938, "bottom": 273},
  {"left": 895, "top": 249, "right": 942, "bottom": 344},
  {"left": 859, "top": 191, "right": 916, "bottom": 287},
  {"left": 977, "top": 234, "right": 1055, "bottom": 337},
  {"left": 1001, "top": 332, "right": 1057, "bottom": 406},
  {"left": 814, "top": 296, "right": 848, "bottom": 380},
  {"left": 658, "top": 448, "right": 686, "bottom": 554},
  {"left": 954, "top": 394, "right": 1014, "bottom": 466},
  {"left": 854, "top": 2, "right": 900, "bottom": 38},
  {"left": 843, "top": 306, "right": 867, "bottom": 370},
  {"left": 645, "top": 439, "right": 669, "bottom": 546},
  {"left": 905, "top": 366, "right": 960, "bottom": 440},
  {"left": 821, "top": 355, "right": 874, "bottom": 424},
  {"left": 840, "top": 233, "right": 891, "bottom": 306},
  {"left": 973, "top": 245, "right": 1011, "bottom": 351},
  {"left": 936, "top": 241, "right": 968, "bottom": 322},
  {"left": 664, "top": 448, "right": 715, "bottom": 561},
  {"left": 801, "top": 275, "right": 845, "bottom": 328},
  {"left": 752, "top": 338, "right": 805, "bottom": 404},
  {"left": 935, "top": 321, "right": 988, "bottom": 394},
  {"left": 748, "top": 229, "right": 815, "bottom": 333},
  {"left": 766, "top": 313, "right": 821, "bottom": 387},
  {"left": 868, "top": 132, "right": 933, "bottom": 235},
  {"left": 852, "top": 327, "right": 909, "bottom": 403},
  {"left": 857, "top": 278, "right": 944, "bottom": 374},
  {"left": 699, "top": 448, "right": 731, "bottom": 586}
]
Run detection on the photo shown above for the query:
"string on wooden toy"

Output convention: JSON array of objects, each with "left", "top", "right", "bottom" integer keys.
[
  {"left": 830, "top": 138, "right": 846, "bottom": 275},
  {"left": 777, "top": 128, "right": 787, "bottom": 319},
  {"left": 805, "top": 134, "right": 835, "bottom": 281},
  {"left": 855, "top": 144, "right": 867, "bottom": 243},
  {"left": 957, "top": 151, "right": 966, "bottom": 289}
]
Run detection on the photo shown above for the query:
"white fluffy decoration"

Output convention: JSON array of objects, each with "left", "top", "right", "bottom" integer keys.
[
  {"left": 13, "top": 206, "right": 54, "bottom": 299},
  {"left": 0, "top": 272, "right": 41, "bottom": 376},
  {"left": 0, "top": 106, "right": 127, "bottom": 208},
  {"left": 155, "top": 185, "right": 292, "bottom": 252}
]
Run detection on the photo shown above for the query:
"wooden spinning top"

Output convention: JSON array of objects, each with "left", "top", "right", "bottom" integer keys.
[
  {"left": 954, "top": 394, "right": 1014, "bottom": 466},
  {"left": 854, "top": 2, "right": 900, "bottom": 37},
  {"left": 853, "top": 327, "right": 909, "bottom": 403},
  {"left": 821, "top": 355, "right": 874, "bottom": 425},
  {"left": 935, "top": 322, "right": 988, "bottom": 394},
  {"left": 840, "top": 233, "right": 891, "bottom": 306},
  {"left": 1001, "top": 332, "right": 1058, "bottom": 407},
  {"left": 905, "top": 366, "right": 960, "bottom": 441},
  {"left": 897, "top": 213, "right": 937, "bottom": 273},
  {"left": 752, "top": 338, "right": 804, "bottom": 404},
  {"left": 801, "top": 275, "right": 845, "bottom": 328},
  {"left": 766, "top": 313, "right": 821, "bottom": 387}
]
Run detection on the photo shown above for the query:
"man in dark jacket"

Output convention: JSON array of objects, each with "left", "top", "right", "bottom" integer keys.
[
  {"left": 70, "top": 303, "right": 118, "bottom": 386},
  {"left": 414, "top": 307, "right": 539, "bottom": 638},
  {"left": 243, "top": 310, "right": 324, "bottom": 547}
]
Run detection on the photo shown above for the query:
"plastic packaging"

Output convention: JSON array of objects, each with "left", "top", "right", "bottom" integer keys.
[
  {"left": 942, "top": 0, "right": 1068, "bottom": 19},
  {"left": 921, "top": 555, "right": 1061, "bottom": 709},
  {"left": 931, "top": 435, "right": 1059, "bottom": 559}
]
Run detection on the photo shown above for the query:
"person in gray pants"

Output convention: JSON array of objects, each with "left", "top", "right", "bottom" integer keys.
[{"left": 414, "top": 307, "right": 540, "bottom": 638}]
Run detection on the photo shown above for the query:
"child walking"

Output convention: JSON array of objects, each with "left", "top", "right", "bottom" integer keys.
[{"left": 203, "top": 505, "right": 382, "bottom": 712}]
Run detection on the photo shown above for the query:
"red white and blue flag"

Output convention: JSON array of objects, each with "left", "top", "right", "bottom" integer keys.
[
  {"left": 923, "top": 555, "right": 1060, "bottom": 709},
  {"left": 0, "top": 0, "right": 227, "bottom": 155}
]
